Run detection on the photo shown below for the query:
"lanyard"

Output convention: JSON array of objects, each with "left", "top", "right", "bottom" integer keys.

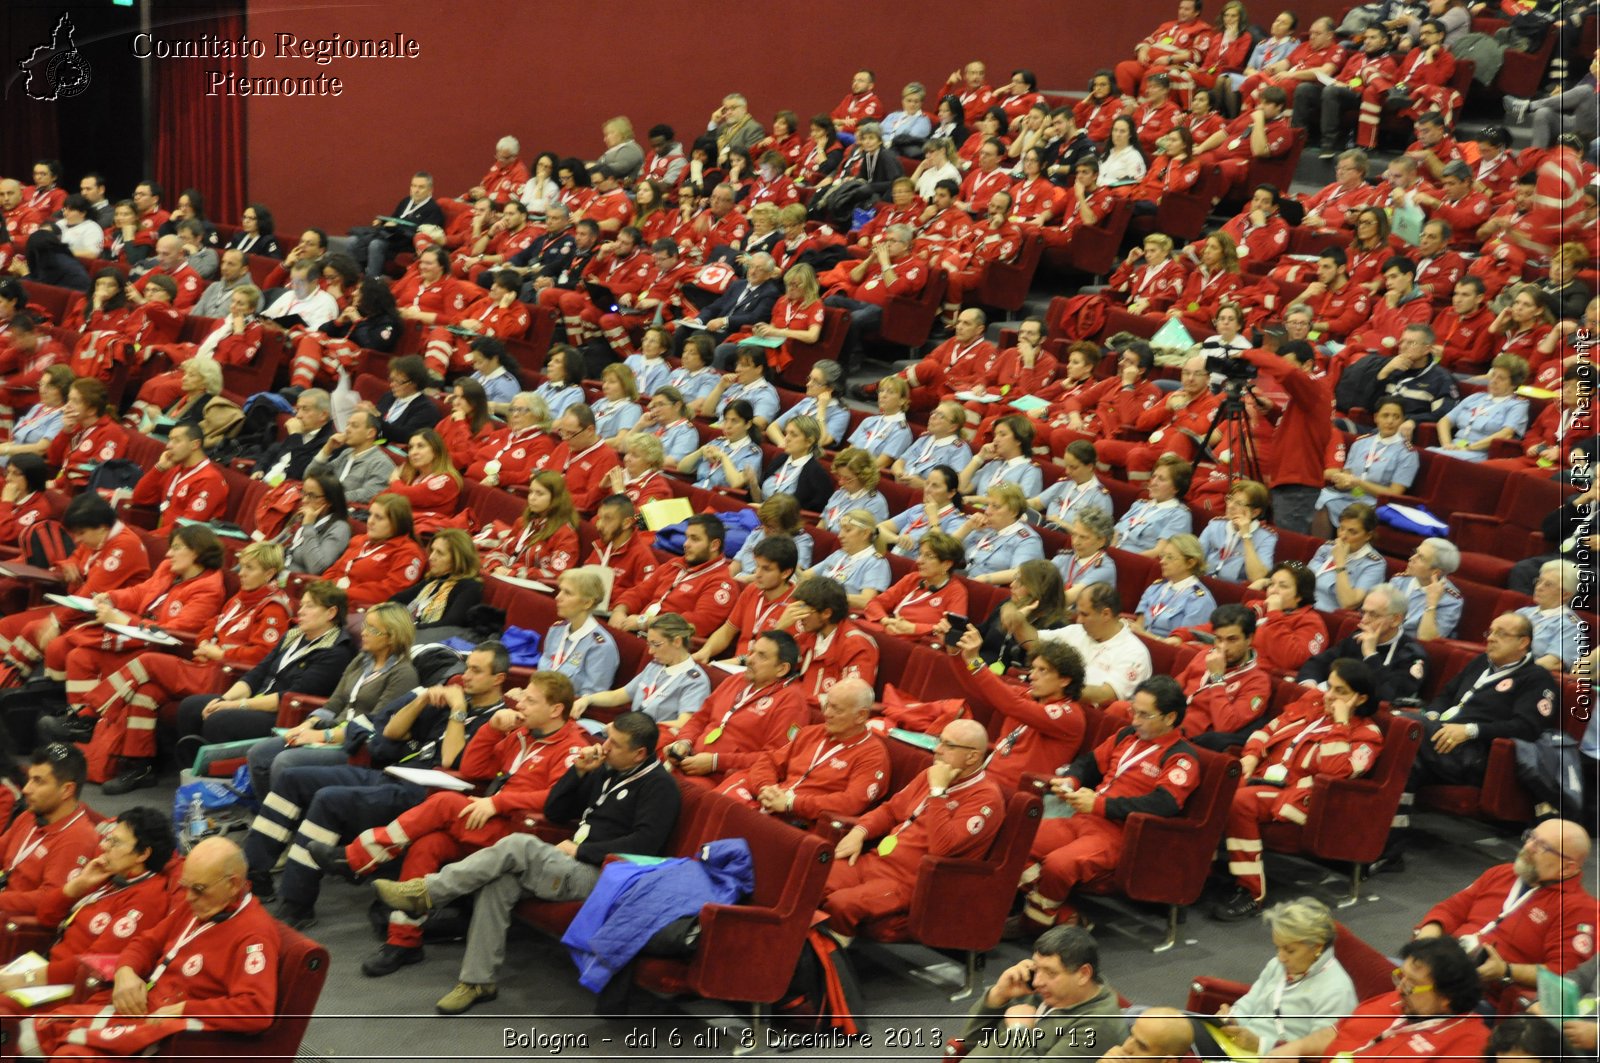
[
  {"left": 1275, "top": 716, "right": 1332, "bottom": 768},
  {"left": 162, "top": 460, "right": 211, "bottom": 511},
  {"left": 705, "top": 680, "right": 784, "bottom": 742},
  {"left": 547, "top": 620, "right": 592, "bottom": 670},
  {"left": 574, "top": 760, "right": 659, "bottom": 842},
  {"left": 789, "top": 731, "right": 874, "bottom": 792},
  {"left": 7, "top": 809, "right": 86, "bottom": 872},
  {"left": 1108, "top": 742, "right": 1160, "bottom": 785},
  {"left": 896, "top": 580, "right": 949, "bottom": 616},
  {"left": 349, "top": 655, "right": 398, "bottom": 702},
  {"left": 146, "top": 895, "right": 253, "bottom": 988},
  {"left": 749, "top": 589, "right": 791, "bottom": 636},
  {"left": 274, "top": 627, "right": 337, "bottom": 678},
  {"left": 639, "top": 662, "right": 693, "bottom": 707},
  {"left": 1345, "top": 1012, "right": 1472, "bottom": 1057},
  {"left": 889, "top": 770, "right": 988, "bottom": 837},
  {"left": 65, "top": 871, "right": 157, "bottom": 926},
  {"left": 1476, "top": 879, "right": 1539, "bottom": 941},
  {"left": 1063, "top": 551, "right": 1104, "bottom": 587},
  {"left": 1361, "top": 435, "right": 1399, "bottom": 477},
  {"left": 1442, "top": 656, "right": 1530, "bottom": 720}
]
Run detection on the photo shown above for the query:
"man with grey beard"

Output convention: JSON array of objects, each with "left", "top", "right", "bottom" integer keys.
[{"left": 1412, "top": 818, "right": 1596, "bottom": 1009}]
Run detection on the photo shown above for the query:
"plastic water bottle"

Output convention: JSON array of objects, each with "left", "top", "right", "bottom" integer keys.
[{"left": 188, "top": 793, "right": 206, "bottom": 842}]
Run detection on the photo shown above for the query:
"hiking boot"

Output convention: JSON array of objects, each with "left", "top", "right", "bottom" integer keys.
[
  {"left": 436, "top": 981, "right": 497, "bottom": 1015},
  {"left": 361, "top": 943, "right": 424, "bottom": 978},
  {"left": 306, "top": 840, "right": 360, "bottom": 884},
  {"left": 35, "top": 711, "right": 91, "bottom": 744},
  {"left": 375, "top": 877, "right": 434, "bottom": 915},
  {"left": 101, "top": 761, "right": 157, "bottom": 796}
]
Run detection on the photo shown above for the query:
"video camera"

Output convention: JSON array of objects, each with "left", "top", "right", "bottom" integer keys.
[{"left": 1205, "top": 352, "right": 1258, "bottom": 382}]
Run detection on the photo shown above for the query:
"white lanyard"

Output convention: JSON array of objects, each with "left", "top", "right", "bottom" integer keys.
[
  {"left": 750, "top": 589, "right": 791, "bottom": 636},
  {"left": 7, "top": 809, "right": 86, "bottom": 872},
  {"left": 1051, "top": 481, "right": 1089, "bottom": 522},
  {"left": 1442, "top": 656, "right": 1530, "bottom": 720},
  {"left": 573, "top": 760, "right": 659, "bottom": 844},
  {"left": 147, "top": 895, "right": 253, "bottom": 987},
  {"left": 890, "top": 770, "right": 988, "bottom": 837},
  {"left": 1109, "top": 742, "right": 1160, "bottom": 784},
  {"left": 276, "top": 628, "right": 335, "bottom": 674},
  {"left": 1134, "top": 262, "right": 1170, "bottom": 297},
  {"left": 896, "top": 580, "right": 949, "bottom": 616},
  {"left": 1361, "top": 435, "right": 1399, "bottom": 477},
  {"left": 565, "top": 440, "right": 605, "bottom": 471},
  {"left": 791, "top": 731, "right": 874, "bottom": 791},
  {"left": 67, "top": 871, "right": 156, "bottom": 923},
  {"left": 672, "top": 558, "right": 725, "bottom": 594},
  {"left": 547, "top": 622, "right": 590, "bottom": 670},
  {"left": 912, "top": 434, "right": 955, "bottom": 467},
  {"left": 773, "top": 458, "right": 803, "bottom": 492},
  {"left": 946, "top": 338, "right": 985, "bottom": 370},
  {"left": 1276, "top": 716, "right": 1332, "bottom": 768},
  {"left": 349, "top": 656, "right": 397, "bottom": 701},
  {"left": 710, "top": 679, "right": 783, "bottom": 735},
  {"left": 1146, "top": 581, "right": 1184, "bottom": 621},
  {"left": 1063, "top": 551, "right": 1105, "bottom": 587},
  {"left": 162, "top": 460, "right": 211, "bottom": 511},
  {"left": 638, "top": 663, "right": 692, "bottom": 707},
  {"left": 1476, "top": 879, "right": 1539, "bottom": 941}
]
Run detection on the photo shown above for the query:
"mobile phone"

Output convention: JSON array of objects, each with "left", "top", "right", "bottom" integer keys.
[
  {"left": 1190, "top": 630, "right": 1217, "bottom": 645},
  {"left": 943, "top": 613, "right": 970, "bottom": 647}
]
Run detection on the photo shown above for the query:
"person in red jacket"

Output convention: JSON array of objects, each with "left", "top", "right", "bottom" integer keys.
[
  {"left": 1297, "top": 149, "right": 1382, "bottom": 232},
  {"left": 0, "top": 744, "right": 100, "bottom": 914},
  {"left": 1165, "top": 604, "right": 1274, "bottom": 742},
  {"left": 1406, "top": 220, "right": 1466, "bottom": 305},
  {"left": 127, "top": 424, "right": 228, "bottom": 533},
  {"left": 317, "top": 669, "right": 591, "bottom": 975},
  {"left": 939, "top": 195, "right": 1023, "bottom": 330},
  {"left": 125, "top": 235, "right": 204, "bottom": 312},
  {"left": 322, "top": 493, "right": 427, "bottom": 610},
  {"left": 1414, "top": 816, "right": 1597, "bottom": 1004},
  {"left": 465, "top": 135, "right": 531, "bottom": 204},
  {"left": 1097, "top": 355, "right": 1220, "bottom": 475},
  {"left": 958, "top": 139, "right": 1015, "bottom": 216},
  {"left": 1114, "top": 0, "right": 1216, "bottom": 96},
  {"left": 420, "top": 271, "right": 531, "bottom": 380},
  {"left": 611, "top": 513, "right": 738, "bottom": 638},
  {"left": 943, "top": 61, "right": 997, "bottom": 124},
  {"left": 1022, "top": 675, "right": 1200, "bottom": 930},
  {"left": 954, "top": 624, "right": 1089, "bottom": 791},
  {"left": 1042, "top": 160, "right": 1116, "bottom": 258},
  {"left": 0, "top": 455, "right": 52, "bottom": 554},
  {"left": 787, "top": 575, "right": 881, "bottom": 708},
  {"left": 382, "top": 427, "right": 462, "bottom": 533},
  {"left": 1213, "top": 185, "right": 1290, "bottom": 270},
  {"left": 45, "top": 377, "right": 128, "bottom": 491},
  {"left": 1356, "top": 19, "right": 1457, "bottom": 149},
  {"left": 1241, "top": 339, "right": 1332, "bottom": 534},
  {"left": 822, "top": 225, "right": 929, "bottom": 362},
  {"left": 130, "top": 287, "right": 266, "bottom": 416},
  {"left": 898, "top": 307, "right": 1000, "bottom": 411},
  {"left": 694, "top": 536, "right": 797, "bottom": 666},
  {"left": 1127, "top": 74, "right": 1182, "bottom": 155},
  {"left": 78, "top": 543, "right": 292, "bottom": 791},
  {"left": 533, "top": 404, "right": 621, "bottom": 513},
  {"left": 0, "top": 807, "right": 174, "bottom": 1013},
  {"left": 831, "top": 69, "right": 886, "bottom": 132},
  {"left": 1050, "top": 342, "right": 1166, "bottom": 452},
  {"left": 862, "top": 530, "right": 968, "bottom": 638},
  {"left": 1237, "top": 16, "right": 1342, "bottom": 109},
  {"left": 1195, "top": 87, "right": 1292, "bottom": 198},
  {"left": 1417, "top": 163, "right": 1492, "bottom": 251},
  {"left": 819, "top": 717, "right": 1003, "bottom": 942},
  {"left": 719, "top": 676, "right": 890, "bottom": 824},
  {"left": 29, "top": 836, "right": 280, "bottom": 1059},
  {"left": 581, "top": 495, "right": 659, "bottom": 601},
  {"left": 392, "top": 246, "right": 472, "bottom": 336},
  {"left": 1298, "top": 248, "right": 1372, "bottom": 343},
  {"left": 664, "top": 630, "right": 808, "bottom": 789},
  {"left": 554, "top": 225, "right": 652, "bottom": 347},
  {"left": 1433, "top": 276, "right": 1497, "bottom": 372}
]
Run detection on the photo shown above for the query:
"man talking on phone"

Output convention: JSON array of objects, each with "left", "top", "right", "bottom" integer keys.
[{"left": 957, "top": 925, "right": 1126, "bottom": 1058}]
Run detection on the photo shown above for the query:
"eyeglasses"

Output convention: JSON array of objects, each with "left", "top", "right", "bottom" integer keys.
[
  {"left": 1391, "top": 967, "right": 1433, "bottom": 995},
  {"left": 1520, "top": 829, "right": 1564, "bottom": 860},
  {"left": 934, "top": 739, "right": 982, "bottom": 753},
  {"left": 1130, "top": 709, "right": 1166, "bottom": 721},
  {"left": 179, "top": 878, "right": 223, "bottom": 897}
]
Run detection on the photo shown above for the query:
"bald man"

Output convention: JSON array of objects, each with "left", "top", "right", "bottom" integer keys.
[
  {"left": 818, "top": 717, "right": 1003, "bottom": 944},
  {"left": 24, "top": 837, "right": 280, "bottom": 1059},
  {"left": 0, "top": 179, "right": 44, "bottom": 243},
  {"left": 1099, "top": 1007, "right": 1194, "bottom": 1062},
  {"left": 1414, "top": 817, "right": 1597, "bottom": 1006},
  {"left": 717, "top": 676, "right": 891, "bottom": 825},
  {"left": 126, "top": 234, "right": 204, "bottom": 312}
]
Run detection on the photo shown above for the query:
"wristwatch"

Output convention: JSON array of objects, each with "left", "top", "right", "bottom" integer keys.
[{"left": 449, "top": 710, "right": 468, "bottom": 723}]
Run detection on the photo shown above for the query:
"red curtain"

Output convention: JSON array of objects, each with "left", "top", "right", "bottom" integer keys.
[{"left": 153, "top": 3, "right": 247, "bottom": 223}]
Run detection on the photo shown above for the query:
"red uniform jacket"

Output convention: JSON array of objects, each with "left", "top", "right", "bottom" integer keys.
[
  {"left": 1110, "top": 257, "right": 1188, "bottom": 310},
  {"left": 831, "top": 91, "right": 885, "bottom": 130},
  {"left": 990, "top": 345, "right": 1059, "bottom": 396},
  {"left": 104, "top": 562, "right": 227, "bottom": 642},
  {"left": 481, "top": 517, "right": 577, "bottom": 581},
  {"left": 57, "top": 523, "right": 148, "bottom": 598},
  {"left": 614, "top": 556, "right": 739, "bottom": 637},
  {"left": 0, "top": 491, "right": 50, "bottom": 551},
  {"left": 1388, "top": 45, "right": 1456, "bottom": 93},
  {"left": 916, "top": 205, "right": 975, "bottom": 250},
  {"left": 1066, "top": 728, "right": 1201, "bottom": 821},
  {"left": 587, "top": 247, "right": 653, "bottom": 303},
  {"left": 1333, "top": 49, "right": 1400, "bottom": 92},
  {"left": 949, "top": 222, "right": 1023, "bottom": 276},
  {"left": 46, "top": 414, "right": 129, "bottom": 488},
  {"left": 1138, "top": 17, "right": 1214, "bottom": 64},
  {"left": 477, "top": 158, "right": 530, "bottom": 204},
  {"left": 749, "top": 175, "right": 802, "bottom": 210},
  {"left": 135, "top": 263, "right": 204, "bottom": 312},
  {"left": 958, "top": 168, "right": 1015, "bottom": 215},
  {"left": 324, "top": 535, "right": 427, "bottom": 608},
  {"left": 1433, "top": 305, "right": 1497, "bottom": 371},
  {"left": 1074, "top": 96, "right": 1123, "bottom": 144},
  {"left": 1307, "top": 282, "right": 1372, "bottom": 339},
  {"left": 1322, "top": 993, "right": 1488, "bottom": 1061},
  {"left": 944, "top": 79, "right": 997, "bottom": 124},
  {"left": 797, "top": 619, "right": 881, "bottom": 706},
  {"left": 1011, "top": 178, "right": 1063, "bottom": 224},
  {"left": 617, "top": 469, "right": 673, "bottom": 509},
  {"left": 679, "top": 208, "right": 750, "bottom": 262},
  {"left": 467, "top": 426, "right": 555, "bottom": 485},
  {"left": 1129, "top": 155, "right": 1203, "bottom": 205},
  {"left": 1170, "top": 267, "right": 1243, "bottom": 322},
  {"left": 582, "top": 188, "right": 636, "bottom": 233},
  {"left": 960, "top": 664, "right": 1088, "bottom": 791},
  {"left": 925, "top": 336, "right": 1002, "bottom": 393},
  {"left": 1300, "top": 180, "right": 1381, "bottom": 231},
  {"left": 135, "top": 207, "right": 171, "bottom": 244},
  {"left": 198, "top": 585, "right": 294, "bottom": 669},
  {"left": 724, "top": 582, "right": 796, "bottom": 658},
  {"left": 856, "top": 201, "right": 927, "bottom": 243},
  {"left": 460, "top": 296, "right": 533, "bottom": 341},
  {"left": 533, "top": 439, "right": 620, "bottom": 512},
  {"left": 458, "top": 718, "right": 593, "bottom": 816},
  {"left": 863, "top": 575, "right": 967, "bottom": 636},
  {"left": 1241, "top": 691, "right": 1385, "bottom": 822},
  {"left": 1054, "top": 185, "right": 1116, "bottom": 238},
  {"left": 1218, "top": 211, "right": 1290, "bottom": 267},
  {"left": 1419, "top": 862, "right": 1599, "bottom": 973},
  {"left": 130, "top": 458, "right": 228, "bottom": 531},
  {"left": 0, "top": 806, "right": 100, "bottom": 915},
  {"left": 851, "top": 768, "right": 1003, "bottom": 883},
  {"left": 32, "top": 869, "right": 175, "bottom": 984},
  {"left": 1250, "top": 604, "right": 1330, "bottom": 675},
  {"left": 835, "top": 253, "right": 929, "bottom": 306},
  {"left": 386, "top": 470, "right": 462, "bottom": 521},
  {"left": 1429, "top": 192, "right": 1493, "bottom": 248},
  {"left": 584, "top": 532, "right": 660, "bottom": 600},
  {"left": 740, "top": 725, "right": 891, "bottom": 821},
  {"left": 1131, "top": 100, "right": 1182, "bottom": 152},
  {"left": 390, "top": 276, "right": 471, "bottom": 324},
  {"left": 676, "top": 677, "right": 809, "bottom": 775},
  {"left": 1413, "top": 251, "right": 1467, "bottom": 302},
  {"left": 1209, "top": 113, "right": 1292, "bottom": 163},
  {"left": 1175, "top": 652, "right": 1272, "bottom": 737},
  {"left": 1346, "top": 291, "right": 1437, "bottom": 353}
]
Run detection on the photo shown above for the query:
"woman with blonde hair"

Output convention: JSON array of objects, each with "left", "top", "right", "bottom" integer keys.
[
  {"left": 1133, "top": 534, "right": 1217, "bottom": 637},
  {"left": 481, "top": 469, "right": 579, "bottom": 581},
  {"left": 820, "top": 446, "right": 889, "bottom": 531},
  {"left": 847, "top": 375, "right": 915, "bottom": 467},
  {"left": 955, "top": 481, "right": 1046, "bottom": 583},
  {"left": 394, "top": 527, "right": 483, "bottom": 638},
  {"left": 598, "top": 116, "right": 643, "bottom": 181},
  {"left": 574, "top": 612, "right": 712, "bottom": 728},
  {"left": 606, "top": 431, "right": 673, "bottom": 507},
  {"left": 758, "top": 413, "right": 833, "bottom": 511},
  {"left": 745, "top": 263, "right": 825, "bottom": 374},
  {"left": 806, "top": 508, "right": 890, "bottom": 609},
  {"left": 593, "top": 362, "right": 643, "bottom": 439},
  {"left": 537, "top": 568, "right": 620, "bottom": 696}
]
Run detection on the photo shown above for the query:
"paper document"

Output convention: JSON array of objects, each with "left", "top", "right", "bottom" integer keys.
[
  {"left": 385, "top": 766, "right": 475, "bottom": 792},
  {"left": 44, "top": 593, "right": 96, "bottom": 612},
  {"left": 491, "top": 573, "right": 555, "bottom": 593},
  {"left": 104, "top": 623, "right": 182, "bottom": 647}
]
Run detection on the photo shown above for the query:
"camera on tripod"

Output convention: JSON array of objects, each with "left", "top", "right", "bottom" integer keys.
[{"left": 1205, "top": 352, "right": 1258, "bottom": 382}]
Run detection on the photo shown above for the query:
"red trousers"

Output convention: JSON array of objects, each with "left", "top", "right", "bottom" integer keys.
[
  {"left": 134, "top": 368, "right": 187, "bottom": 411},
  {"left": 290, "top": 333, "right": 363, "bottom": 389},
  {"left": 0, "top": 605, "right": 77, "bottom": 682},
  {"left": 821, "top": 854, "right": 917, "bottom": 936},
  {"left": 345, "top": 790, "right": 518, "bottom": 947},
  {"left": 62, "top": 638, "right": 144, "bottom": 714},
  {"left": 85, "top": 654, "right": 217, "bottom": 759},
  {"left": 1224, "top": 783, "right": 1293, "bottom": 901},
  {"left": 1023, "top": 815, "right": 1125, "bottom": 927}
]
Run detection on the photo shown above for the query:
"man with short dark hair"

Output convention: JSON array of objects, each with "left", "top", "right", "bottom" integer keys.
[
  {"left": 1019, "top": 584, "right": 1154, "bottom": 708},
  {"left": 1243, "top": 339, "right": 1333, "bottom": 533},
  {"left": 1165, "top": 603, "right": 1273, "bottom": 748},
  {"left": 831, "top": 69, "right": 886, "bottom": 133},
  {"left": 695, "top": 535, "right": 798, "bottom": 664},
  {"left": 665, "top": 630, "right": 808, "bottom": 788},
  {"left": 375, "top": 712, "right": 680, "bottom": 1014},
  {"left": 610, "top": 513, "right": 739, "bottom": 637},
  {"left": 129, "top": 423, "right": 228, "bottom": 531},
  {"left": 1360, "top": 323, "right": 1460, "bottom": 432},
  {"left": 961, "top": 926, "right": 1127, "bottom": 1058},
  {"left": 1194, "top": 86, "right": 1293, "bottom": 198},
  {"left": 582, "top": 495, "right": 659, "bottom": 599},
  {"left": 0, "top": 744, "right": 99, "bottom": 913},
  {"left": 784, "top": 575, "right": 880, "bottom": 707},
  {"left": 305, "top": 408, "right": 391, "bottom": 504},
  {"left": 77, "top": 172, "right": 114, "bottom": 228},
  {"left": 348, "top": 171, "right": 446, "bottom": 276}
]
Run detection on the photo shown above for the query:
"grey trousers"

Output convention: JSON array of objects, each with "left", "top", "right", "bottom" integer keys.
[{"left": 424, "top": 834, "right": 602, "bottom": 984}]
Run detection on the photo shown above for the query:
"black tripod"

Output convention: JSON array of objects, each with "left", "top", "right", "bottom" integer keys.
[{"left": 1193, "top": 381, "right": 1265, "bottom": 485}]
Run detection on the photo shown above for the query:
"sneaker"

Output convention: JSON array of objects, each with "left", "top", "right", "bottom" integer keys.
[
  {"left": 101, "top": 762, "right": 157, "bottom": 796},
  {"left": 1502, "top": 95, "right": 1530, "bottom": 123},
  {"left": 306, "top": 839, "right": 360, "bottom": 884},
  {"left": 1318, "top": 145, "right": 1339, "bottom": 161},
  {"left": 375, "top": 877, "right": 434, "bottom": 915},
  {"left": 436, "top": 981, "right": 497, "bottom": 1015},
  {"left": 276, "top": 901, "right": 316, "bottom": 931},
  {"left": 361, "top": 943, "right": 424, "bottom": 978},
  {"left": 1211, "top": 886, "right": 1264, "bottom": 923},
  {"left": 248, "top": 869, "right": 276, "bottom": 900}
]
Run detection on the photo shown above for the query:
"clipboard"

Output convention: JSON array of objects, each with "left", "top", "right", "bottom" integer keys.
[
  {"left": 105, "top": 623, "right": 183, "bottom": 647},
  {"left": 44, "top": 593, "right": 96, "bottom": 613}
]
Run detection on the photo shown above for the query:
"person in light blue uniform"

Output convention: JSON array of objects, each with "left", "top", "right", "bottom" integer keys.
[
  {"left": 961, "top": 414, "right": 1043, "bottom": 498},
  {"left": 1053, "top": 508, "right": 1119, "bottom": 603},
  {"left": 1113, "top": 455, "right": 1193, "bottom": 555},
  {"left": 1032, "top": 440, "right": 1113, "bottom": 531},
  {"left": 879, "top": 465, "right": 966, "bottom": 558},
  {"left": 571, "top": 612, "right": 711, "bottom": 730},
  {"left": 892, "top": 399, "right": 973, "bottom": 485},
  {"left": 1199, "top": 479, "right": 1278, "bottom": 584},
  {"left": 733, "top": 494, "right": 814, "bottom": 579},
  {"left": 532, "top": 344, "right": 586, "bottom": 420},
  {"left": 1133, "top": 533, "right": 1218, "bottom": 638},
  {"left": 1314, "top": 398, "right": 1419, "bottom": 528},
  {"left": 819, "top": 447, "right": 890, "bottom": 532},
  {"left": 679, "top": 399, "right": 763, "bottom": 493},
  {"left": 1389, "top": 536, "right": 1464, "bottom": 640},
  {"left": 1429, "top": 353, "right": 1531, "bottom": 463},
  {"left": 591, "top": 363, "right": 643, "bottom": 439},
  {"left": 537, "top": 569, "right": 621, "bottom": 697},
  {"left": 768, "top": 359, "right": 850, "bottom": 447},
  {"left": 706, "top": 347, "right": 780, "bottom": 427},
  {"left": 806, "top": 509, "right": 892, "bottom": 607},
  {"left": 630, "top": 386, "right": 700, "bottom": 463},
  {"left": 1518, "top": 559, "right": 1584, "bottom": 671},
  {"left": 467, "top": 337, "right": 521, "bottom": 407},
  {"left": 956, "top": 482, "right": 1046, "bottom": 583},
  {"left": 848, "top": 375, "right": 916, "bottom": 465},
  {"left": 668, "top": 334, "right": 723, "bottom": 410},
  {"left": 624, "top": 326, "right": 674, "bottom": 399},
  {"left": 1306, "top": 503, "right": 1389, "bottom": 612}
]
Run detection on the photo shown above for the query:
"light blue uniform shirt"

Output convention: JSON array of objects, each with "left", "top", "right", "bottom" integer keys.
[
  {"left": 694, "top": 436, "right": 763, "bottom": 491},
  {"left": 1136, "top": 576, "right": 1218, "bottom": 638},
  {"left": 972, "top": 456, "right": 1043, "bottom": 498},
  {"left": 669, "top": 366, "right": 722, "bottom": 408},
  {"left": 1308, "top": 542, "right": 1388, "bottom": 613},
  {"left": 887, "top": 503, "right": 966, "bottom": 557},
  {"left": 898, "top": 433, "right": 973, "bottom": 480},
  {"left": 734, "top": 526, "right": 814, "bottom": 574},
  {"left": 624, "top": 354, "right": 673, "bottom": 398},
  {"left": 1036, "top": 476, "right": 1114, "bottom": 530},
  {"left": 813, "top": 548, "right": 892, "bottom": 595},
  {"left": 1428, "top": 393, "right": 1529, "bottom": 462},
  {"left": 848, "top": 414, "right": 915, "bottom": 462},
  {"left": 1390, "top": 574, "right": 1463, "bottom": 639},
  {"left": 1053, "top": 550, "right": 1118, "bottom": 592},
  {"left": 718, "top": 378, "right": 780, "bottom": 424},
  {"left": 1114, "top": 498, "right": 1192, "bottom": 554},
  {"left": 653, "top": 420, "right": 701, "bottom": 462},
  {"left": 773, "top": 396, "right": 850, "bottom": 446},
  {"left": 623, "top": 657, "right": 713, "bottom": 723},
  {"left": 534, "top": 381, "right": 584, "bottom": 420},
  {"left": 1199, "top": 518, "right": 1279, "bottom": 583},
  {"left": 592, "top": 398, "right": 642, "bottom": 438},
  {"left": 819, "top": 488, "right": 890, "bottom": 532},
  {"left": 1315, "top": 433, "right": 1419, "bottom": 524},
  {"left": 538, "top": 617, "right": 620, "bottom": 697},
  {"left": 471, "top": 368, "right": 520, "bottom": 406},
  {"left": 1517, "top": 605, "right": 1584, "bottom": 670},
  {"left": 963, "top": 521, "right": 1045, "bottom": 577}
]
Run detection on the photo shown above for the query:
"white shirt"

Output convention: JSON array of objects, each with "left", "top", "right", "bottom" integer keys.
[
  {"left": 1039, "top": 621, "right": 1153, "bottom": 701},
  {"left": 56, "top": 218, "right": 104, "bottom": 257}
]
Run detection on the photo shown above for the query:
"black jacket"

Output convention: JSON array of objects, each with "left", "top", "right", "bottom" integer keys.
[
  {"left": 761, "top": 453, "right": 835, "bottom": 513},
  {"left": 377, "top": 393, "right": 442, "bottom": 448},
  {"left": 392, "top": 576, "right": 484, "bottom": 632},
  {"left": 1298, "top": 632, "right": 1430, "bottom": 706},
  {"left": 258, "top": 420, "right": 335, "bottom": 483},
  {"left": 835, "top": 147, "right": 905, "bottom": 198},
  {"left": 545, "top": 760, "right": 681, "bottom": 866},
  {"left": 239, "top": 628, "right": 356, "bottom": 699},
  {"left": 1425, "top": 653, "right": 1558, "bottom": 748},
  {"left": 377, "top": 197, "right": 445, "bottom": 246},
  {"left": 698, "top": 279, "right": 781, "bottom": 335}
]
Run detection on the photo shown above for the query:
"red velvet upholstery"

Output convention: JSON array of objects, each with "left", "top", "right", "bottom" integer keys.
[
  {"left": 878, "top": 270, "right": 948, "bottom": 349},
  {"left": 976, "top": 232, "right": 1044, "bottom": 313},
  {"left": 1186, "top": 921, "right": 1395, "bottom": 1014}
]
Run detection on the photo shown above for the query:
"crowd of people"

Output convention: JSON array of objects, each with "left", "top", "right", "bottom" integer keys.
[{"left": 0, "top": 3, "right": 1595, "bottom": 1057}]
